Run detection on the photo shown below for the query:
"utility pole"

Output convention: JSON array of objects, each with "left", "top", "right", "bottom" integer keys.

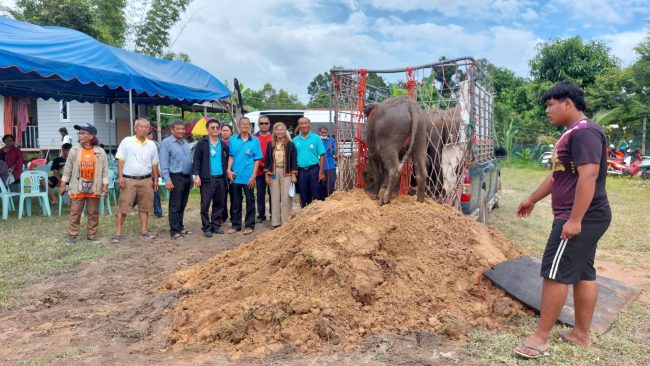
[{"left": 643, "top": 116, "right": 647, "bottom": 156}]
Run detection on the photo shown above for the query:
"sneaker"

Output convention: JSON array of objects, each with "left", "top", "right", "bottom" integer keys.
[
  {"left": 87, "top": 236, "right": 102, "bottom": 244},
  {"left": 172, "top": 232, "right": 183, "bottom": 240},
  {"left": 66, "top": 236, "right": 77, "bottom": 245},
  {"left": 203, "top": 231, "right": 213, "bottom": 238},
  {"left": 213, "top": 227, "right": 225, "bottom": 234}
]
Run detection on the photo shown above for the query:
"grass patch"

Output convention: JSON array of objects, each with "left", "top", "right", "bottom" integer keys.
[
  {"left": 0, "top": 191, "right": 201, "bottom": 309},
  {"left": 491, "top": 167, "right": 650, "bottom": 265},
  {"left": 14, "top": 347, "right": 93, "bottom": 366},
  {"left": 469, "top": 167, "right": 650, "bottom": 365}
]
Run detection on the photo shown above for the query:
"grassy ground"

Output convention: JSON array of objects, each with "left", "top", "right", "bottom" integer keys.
[
  {"left": 1, "top": 170, "right": 649, "bottom": 365},
  {"left": 468, "top": 166, "right": 650, "bottom": 365}
]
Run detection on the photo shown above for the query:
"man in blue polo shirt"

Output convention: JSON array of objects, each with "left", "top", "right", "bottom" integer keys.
[
  {"left": 294, "top": 117, "right": 326, "bottom": 207},
  {"left": 226, "top": 117, "right": 263, "bottom": 235},
  {"left": 193, "top": 119, "right": 229, "bottom": 237}
]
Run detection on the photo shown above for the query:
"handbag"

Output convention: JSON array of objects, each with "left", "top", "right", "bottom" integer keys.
[{"left": 6, "top": 169, "right": 15, "bottom": 185}]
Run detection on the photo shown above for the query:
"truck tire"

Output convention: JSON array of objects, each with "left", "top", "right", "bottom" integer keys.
[
  {"left": 493, "top": 178, "right": 502, "bottom": 209},
  {"left": 478, "top": 188, "right": 488, "bottom": 225}
]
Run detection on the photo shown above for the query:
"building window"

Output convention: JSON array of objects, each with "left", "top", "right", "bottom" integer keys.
[{"left": 60, "top": 101, "right": 70, "bottom": 122}]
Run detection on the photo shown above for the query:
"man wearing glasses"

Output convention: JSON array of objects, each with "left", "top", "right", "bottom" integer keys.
[
  {"left": 193, "top": 119, "right": 229, "bottom": 237},
  {"left": 254, "top": 115, "right": 273, "bottom": 223}
]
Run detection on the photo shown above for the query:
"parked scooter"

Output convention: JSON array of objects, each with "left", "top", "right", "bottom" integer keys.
[
  {"left": 607, "top": 149, "right": 642, "bottom": 176},
  {"left": 639, "top": 156, "right": 650, "bottom": 180}
]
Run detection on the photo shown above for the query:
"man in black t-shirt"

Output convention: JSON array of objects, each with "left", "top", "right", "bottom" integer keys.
[
  {"left": 514, "top": 81, "right": 611, "bottom": 359},
  {"left": 48, "top": 143, "right": 72, "bottom": 204}
]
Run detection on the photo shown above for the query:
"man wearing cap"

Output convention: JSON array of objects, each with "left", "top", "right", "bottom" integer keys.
[
  {"left": 193, "top": 119, "right": 229, "bottom": 237},
  {"left": 113, "top": 118, "right": 160, "bottom": 243},
  {"left": 59, "top": 124, "right": 109, "bottom": 245},
  {"left": 160, "top": 119, "right": 193, "bottom": 239}
]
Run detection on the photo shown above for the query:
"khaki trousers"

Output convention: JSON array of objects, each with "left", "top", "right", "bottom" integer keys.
[
  {"left": 269, "top": 167, "right": 293, "bottom": 227},
  {"left": 68, "top": 197, "right": 100, "bottom": 238}
]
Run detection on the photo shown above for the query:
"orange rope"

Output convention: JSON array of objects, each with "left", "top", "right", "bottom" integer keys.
[{"left": 355, "top": 69, "right": 368, "bottom": 188}]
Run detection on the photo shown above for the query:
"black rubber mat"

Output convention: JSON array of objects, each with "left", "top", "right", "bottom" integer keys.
[{"left": 484, "top": 256, "right": 641, "bottom": 334}]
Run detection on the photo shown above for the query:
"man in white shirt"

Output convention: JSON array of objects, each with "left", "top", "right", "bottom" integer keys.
[{"left": 112, "top": 118, "right": 160, "bottom": 243}]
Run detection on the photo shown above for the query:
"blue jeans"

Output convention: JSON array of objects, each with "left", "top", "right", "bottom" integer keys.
[{"left": 298, "top": 165, "right": 321, "bottom": 207}]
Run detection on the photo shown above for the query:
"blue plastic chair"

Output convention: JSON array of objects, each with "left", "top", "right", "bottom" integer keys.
[
  {"left": 58, "top": 189, "right": 70, "bottom": 216},
  {"left": 108, "top": 168, "right": 119, "bottom": 205},
  {"left": 99, "top": 169, "right": 117, "bottom": 216},
  {"left": 18, "top": 170, "right": 52, "bottom": 218},
  {"left": 0, "top": 177, "right": 19, "bottom": 220}
]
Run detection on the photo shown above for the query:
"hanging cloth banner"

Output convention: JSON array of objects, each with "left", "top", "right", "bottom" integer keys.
[
  {"left": 16, "top": 97, "right": 30, "bottom": 145},
  {"left": 3, "top": 96, "right": 13, "bottom": 135}
]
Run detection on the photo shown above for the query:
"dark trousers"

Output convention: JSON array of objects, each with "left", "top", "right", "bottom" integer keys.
[
  {"left": 255, "top": 175, "right": 271, "bottom": 220},
  {"left": 200, "top": 177, "right": 225, "bottom": 233},
  {"left": 298, "top": 165, "right": 322, "bottom": 207},
  {"left": 168, "top": 174, "right": 191, "bottom": 235},
  {"left": 231, "top": 183, "right": 255, "bottom": 230},
  {"left": 153, "top": 189, "right": 163, "bottom": 217},
  {"left": 222, "top": 183, "right": 232, "bottom": 223},
  {"left": 319, "top": 169, "right": 336, "bottom": 199}
]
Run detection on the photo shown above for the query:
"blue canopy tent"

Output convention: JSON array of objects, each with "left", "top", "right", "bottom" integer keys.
[{"left": 0, "top": 16, "right": 231, "bottom": 137}]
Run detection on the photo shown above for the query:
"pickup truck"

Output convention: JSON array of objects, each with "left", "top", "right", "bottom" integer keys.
[{"left": 460, "top": 153, "right": 503, "bottom": 224}]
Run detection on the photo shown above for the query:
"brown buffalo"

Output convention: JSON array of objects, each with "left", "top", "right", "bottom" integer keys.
[
  {"left": 425, "top": 106, "right": 463, "bottom": 197},
  {"left": 363, "top": 96, "right": 432, "bottom": 204}
]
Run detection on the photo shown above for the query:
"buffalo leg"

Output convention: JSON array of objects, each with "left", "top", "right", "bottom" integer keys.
[{"left": 413, "top": 152, "right": 428, "bottom": 203}]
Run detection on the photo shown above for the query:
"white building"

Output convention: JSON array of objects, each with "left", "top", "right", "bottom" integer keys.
[{"left": 1, "top": 95, "right": 147, "bottom": 151}]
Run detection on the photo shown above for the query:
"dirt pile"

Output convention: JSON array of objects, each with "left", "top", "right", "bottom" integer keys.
[{"left": 165, "top": 190, "right": 527, "bottom": 358}]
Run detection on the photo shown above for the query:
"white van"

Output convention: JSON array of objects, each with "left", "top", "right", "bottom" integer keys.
[{"left": 244, "top": 109, "right": 335, "bottom": 136}]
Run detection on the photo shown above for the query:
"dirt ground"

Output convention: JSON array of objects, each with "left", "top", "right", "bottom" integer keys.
[
  {"left": 0, "top": 201, "right": 479, "bottom": 365},
  {"left": 1, "top": 192, "right": 648, "bottom": 366}
]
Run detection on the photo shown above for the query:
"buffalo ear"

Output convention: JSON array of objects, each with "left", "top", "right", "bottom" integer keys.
[{"left": 364, "top": 103, "right": 377, "bottom": 116}]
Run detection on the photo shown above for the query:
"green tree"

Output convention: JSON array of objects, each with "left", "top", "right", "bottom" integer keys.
[
  {"left": 529, "top": 36, "right": 619, "bottom": 88},
  {"left": 134, "top": 0, "right": 191, "bottom": 57},
  {"left": 94, "top": 0, "right": 126, "bottom": 47},
  {"left": 242, "top": 83, "right": 304, "bottom": 110},
  {"left": 15, "top": 0, "right": 99, "bottom": 39},
  {"left": 163, "top": 52, "right": 191, "bottom": 62},
  {"left": 308, "top": 91, "right": 330, "bottom": 108}
]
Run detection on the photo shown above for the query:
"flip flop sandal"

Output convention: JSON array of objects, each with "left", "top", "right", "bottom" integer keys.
[
  {"left": 110, "top": 235, "right": 123, "bottom": 244},
  {"left": 558, "top": 332, "right": 583, "bottom": 346},
  {"left": 227, "top": 228, "right": 238, "bottom": 234},
  {"left": 243, "top": 228, "right": 253, "bottom": 235},
  {"left": 172, "top": 233, "right": 183, "bottom": 240},
  {"left": 514, "top": 343, "right": 550, "bottom": 359},
  {"left": 141, "top": 231, "right": 157, "bottom": 239}
]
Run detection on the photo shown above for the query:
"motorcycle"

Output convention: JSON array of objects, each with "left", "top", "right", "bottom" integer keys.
[
  {"left": 639, "top": 156, "right": 650, "bottom": 180},
  {"left": 541, "top": 151, "right": 552, "bottom": 170},
  {"left": 607, "top": 149, "right": 642, "bottom": 177}
]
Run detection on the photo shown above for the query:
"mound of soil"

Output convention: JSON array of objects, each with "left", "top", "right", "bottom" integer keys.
[{"left": 165, "top": 190, "right": 526, "bottom": 358}]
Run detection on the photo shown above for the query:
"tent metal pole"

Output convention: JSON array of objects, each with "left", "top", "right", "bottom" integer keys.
[
  {"left": 203, "top": 105, "right": 207, "bottom": 117},
  {"left": 156, "top": 106, "right": 162, "bottom": 143},
  {"left": 129, "top": 90, "right": 134, "bottom": 135}
]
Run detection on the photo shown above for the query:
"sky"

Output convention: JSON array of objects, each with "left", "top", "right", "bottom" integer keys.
[{"left": 165, "top": 0, "right": 649, "bottom": 102}]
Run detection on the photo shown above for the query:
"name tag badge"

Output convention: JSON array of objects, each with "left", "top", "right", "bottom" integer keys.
[{"left": 309, "top": 144, "right": 314, "bottom": 150}]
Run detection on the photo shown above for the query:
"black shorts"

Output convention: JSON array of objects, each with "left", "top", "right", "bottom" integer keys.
[
  {"left": 48, "top": 176, "right": 59, "bottom": 188},
  {"left": 541, "top": 219, "right": 610, "bottom": 285}
]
